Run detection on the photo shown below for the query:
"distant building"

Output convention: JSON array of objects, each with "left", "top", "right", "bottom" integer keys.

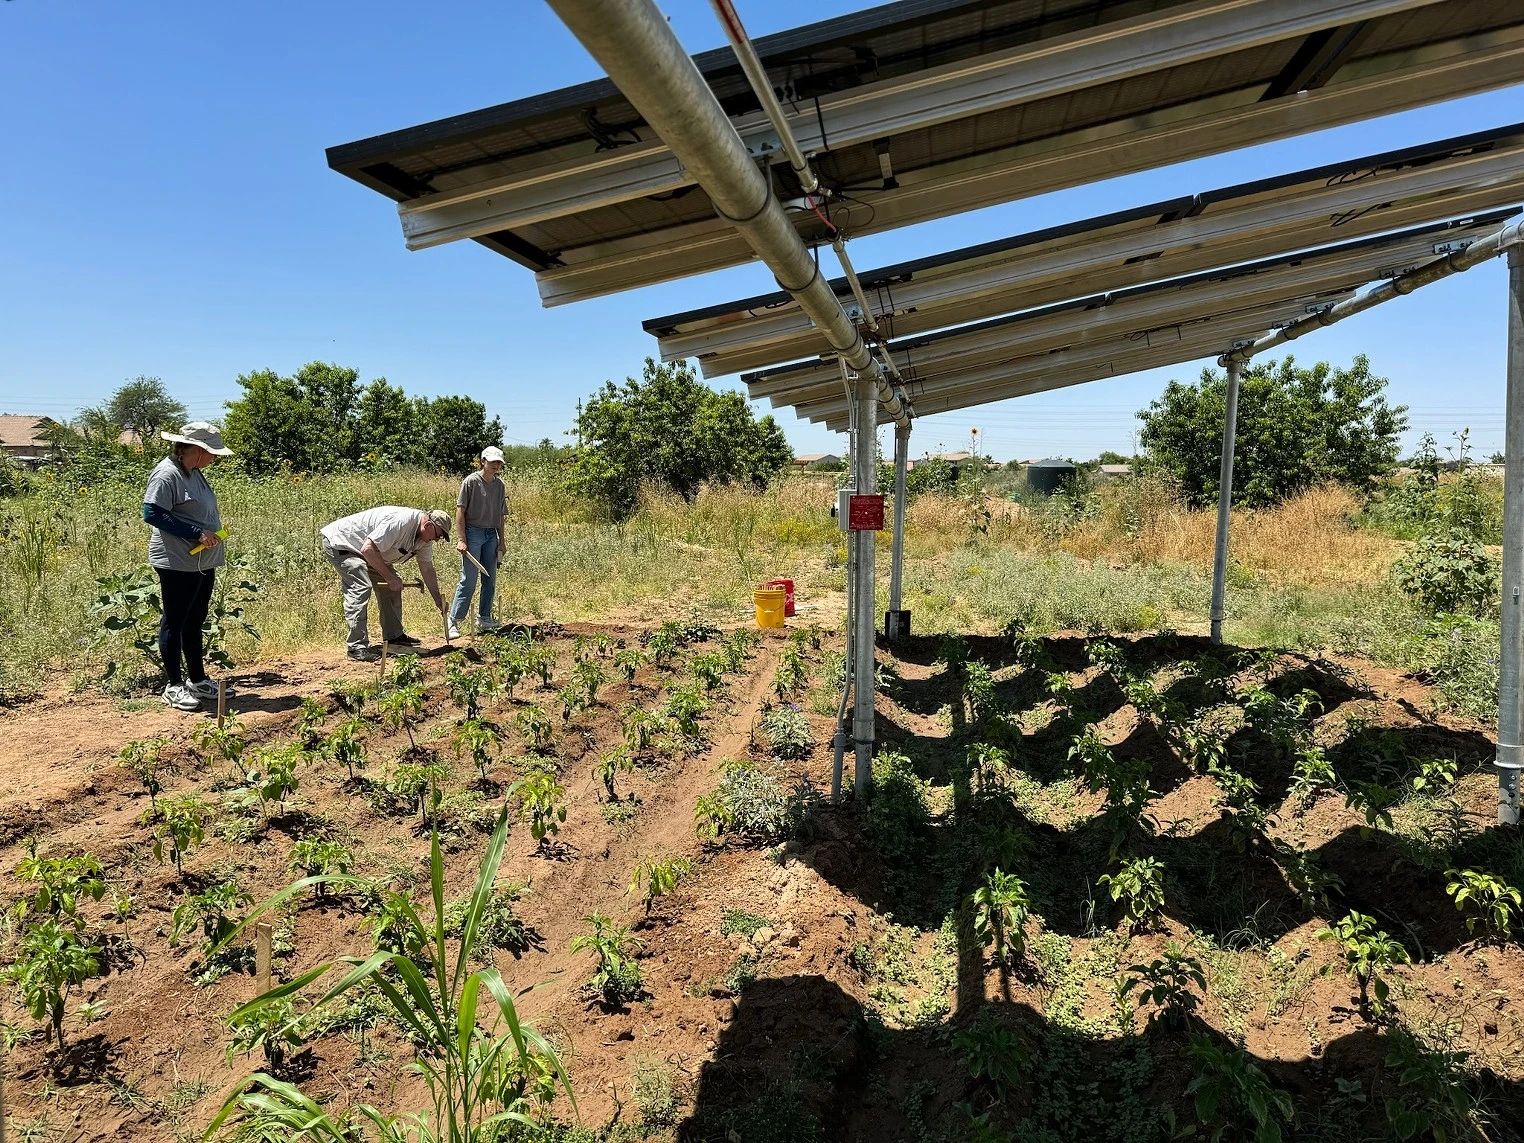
[
  {"left": 1098, "top": 463, "right": 1132, "bottom": 479},
  {"left": 793, "top": 453, "right": 842, "bottom": 469},
  {"left": 0, "top": 414, "right": 59, "bottom": 466}
]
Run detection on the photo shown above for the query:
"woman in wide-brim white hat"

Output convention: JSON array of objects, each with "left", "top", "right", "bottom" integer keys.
[{"left": 142, "top": 422, "right": 233, "bottom": 711}]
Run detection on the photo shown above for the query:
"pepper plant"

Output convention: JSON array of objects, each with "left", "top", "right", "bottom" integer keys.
[
  {"left": 117, "top": 737, "right": 168, "bottom": 817},
  {"left": 1318, "top": 910, "right": 1409, "bottom": 1018}
]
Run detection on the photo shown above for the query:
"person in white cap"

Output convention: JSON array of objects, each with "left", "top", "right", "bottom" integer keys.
[
  {"left": 320, "top": 507, "right": 451, "bottom": 661},
  {"left": 142, "top": 421, "right": 234, "bottom": 711},
  {"left": 448, "top": 445, "right": 508, "bottom": 638}
]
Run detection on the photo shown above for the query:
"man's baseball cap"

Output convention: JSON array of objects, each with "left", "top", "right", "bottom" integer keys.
[
  {"left": 481, "top": 446, "right": 505, "bottom": 463},
  {"left": 426, "top": 509, "right": 452, "bottom": 540}
]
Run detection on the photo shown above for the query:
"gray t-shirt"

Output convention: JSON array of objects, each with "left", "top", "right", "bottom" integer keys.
[
  {"left": 145, "top": 456, "right": 225, "bottom": 572},
  {"left": 457, "top": 470, "right": 507, "bottom": 530}
]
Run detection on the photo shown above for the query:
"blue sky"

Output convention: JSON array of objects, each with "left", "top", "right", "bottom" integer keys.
[{"left": 2, "top": 1, "right": 1520, "bottom": 463}]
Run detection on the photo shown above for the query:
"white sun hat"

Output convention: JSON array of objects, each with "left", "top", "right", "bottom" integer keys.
[{"left": 160, "top": 421, "right": 233, "bottom": 456}]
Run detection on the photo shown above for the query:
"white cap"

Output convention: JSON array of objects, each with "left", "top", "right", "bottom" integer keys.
[{"left": 480, "top": 446, "right": 505, "bottom": 463}]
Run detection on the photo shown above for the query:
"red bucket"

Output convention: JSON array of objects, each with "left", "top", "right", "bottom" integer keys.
[{"left": 765, "top": 578, "right": 795, "bottom": 617}]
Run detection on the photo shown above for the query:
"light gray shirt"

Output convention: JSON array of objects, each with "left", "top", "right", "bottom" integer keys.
[
  {"left": 145, "top": 456, "right": 224, "bottom": 573},
  {"left": 457, "top": 470, "right": 507, "bottom": 531},
  {"left": 320, "top": 506, "right": 435, "bottom": 569}
]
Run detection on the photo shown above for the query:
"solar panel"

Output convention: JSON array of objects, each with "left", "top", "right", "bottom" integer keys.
[
  {"left": 327, "top": 0, "right": 1524, "bottom": 306},
  {"left": 759, "top": 209, "right": 1521, "bottom": 430},
  {"left": 647, "top": 122, "right": 1524, "bottom": 377}
]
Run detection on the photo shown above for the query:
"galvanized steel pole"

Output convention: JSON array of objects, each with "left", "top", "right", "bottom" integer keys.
[
  {"left": 708, "top": 0, "right": 818, "bottom": 194},
  {"left": 852, "top": 378, "right": 879, "bottom": 798},
  {"left": 1499, "top": 245, "right": 1524, "bottom": 826},
  {"left": 1209, "top": 357, "right": 1242, "bottom": 644},
  {"left": 887, "top": 421, "right": 911, "bottom": 638},
  {"left": 546, "top": 0, "right": 909, "bottom": 428}
]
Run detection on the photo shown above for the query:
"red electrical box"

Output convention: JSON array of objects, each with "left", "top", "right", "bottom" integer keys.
[{"left": 848, "top": 494, "right": 886, "bottom": 531}]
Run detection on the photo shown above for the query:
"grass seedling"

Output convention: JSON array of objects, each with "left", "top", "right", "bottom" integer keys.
[
  {"left": 117, "top": 737, "right": 168, "bottom": 817},
  {"left": 1446, "top": 868, "right": 1522, "bottom": 941},
  {"left": 206, "top": 807, "right": 575, "bottom": 1140},
  {"left": 626, "top": 855, "right": 693, "bottom": 916}
]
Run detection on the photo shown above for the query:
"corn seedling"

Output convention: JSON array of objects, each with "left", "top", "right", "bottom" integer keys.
[
  {"left": 613, "top": 647, "right": 647, "bottom": 685},
  {"left": 573, "top": 658, "right": 606, "bottom": 705},
  {"left": 1, "top": 919, "right": 102, "bottom": 1051},
  {"left": 324, "top": 715, "right": 368, "bottom": 783},
  {"left": 626, "top": 855, "right": 692, "bottom": 916},
  {"left": 970, "top": 868, "right": 1030, "bottom": 964},
  {"left": 287, "top": 840, "right": 353, "bottom": 901},
  {"left": 1098, "top": 855, "right": 1165, "bottom": 931},
  {"left": 13, "top": 843, "right": 105, "bottom": 924},
  {"left": 593, "top": 747, "right": 634, "bottom": 803},
  {"left": 1121, "top": 944, "right": 1205, "bottom": 1028},
  {"left": 226, "top": 996, "right": 302, "bottom": 1074},
  {"left": 517, "top": 704, "right": 554, "bottom": 752},
  {"left": 571, "top": 912, "right": 643, "bottom": 1007},
  {"left": 150, "top": 793, "right": 208, "bottom": 876},
  {"left": 117, "top": 737, "right": 168, "bottom": 817},
  {"left": 453, "top": 716, "right": 505, "bottom": 783},
  {"left": 517, "top": 765, "right": 566, "bottom": 849},
  {"left": 1184, "top": 1034, "right": 1295, "bottom": 1142},
  {"left": 1445, "top": 868, "right": 1523, "bottom": 941},
  {"left": 206, "top": 807, "right": 575, "bottom": 1141},
  {"left": 1318, "top": 910, "right": 1409, "bottom": 1017}
]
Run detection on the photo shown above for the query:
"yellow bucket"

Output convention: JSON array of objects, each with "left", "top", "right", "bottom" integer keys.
[{"left": 754, "top": 586, "right": 787, "bottom": 629}]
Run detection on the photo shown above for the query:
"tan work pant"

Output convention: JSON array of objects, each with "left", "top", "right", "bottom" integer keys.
[{"left": 323, "top": 540, "right": 404, "bottom": 653}]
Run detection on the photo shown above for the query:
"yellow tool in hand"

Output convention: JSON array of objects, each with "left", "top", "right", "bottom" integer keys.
[{"left": 189, "top": 527, "right": 230, "bottom": 555}]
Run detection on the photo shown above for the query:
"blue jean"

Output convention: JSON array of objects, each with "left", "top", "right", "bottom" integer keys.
[{"left": 450, "top": 526, "right": 500, "bottom": 625}]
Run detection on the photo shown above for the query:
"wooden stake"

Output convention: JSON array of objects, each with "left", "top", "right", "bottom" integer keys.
[
  {"left": 255, "top": 922, "right": 273, "bottom": 994},
  {"left": 216, "top": 679, "right": 227, "bottom": 728},
  {"left": 461, "top": 549, "right": 492, "bottom": 579}
]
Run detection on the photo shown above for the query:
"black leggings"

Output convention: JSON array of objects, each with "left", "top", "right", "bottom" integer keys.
[{"left": 156, "top": 568, "right": 215, "bottom": 686}]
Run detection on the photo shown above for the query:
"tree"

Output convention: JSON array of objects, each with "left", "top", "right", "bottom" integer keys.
[
  {"left": 350, "top": 378, "right": 418, "bottom": 467},
  {"left": 106, "top": 376, "right": 186, "bottom": 441},
  {"left": 1137, "top": 354, "right": 1406, "bottom": 508},
  {"left": 572, "top": 358, "right": 793, "bottom": 518},
  {"left": 415, "top": 394, "right": 503, "bottom": 473}
]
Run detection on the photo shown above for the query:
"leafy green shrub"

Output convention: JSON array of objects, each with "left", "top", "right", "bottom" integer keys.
[
  {"left": 622, "top": 704, "right": 663, "bottom": 755},
  {"left": 194, "top": 717, "right": 247, "bottom": 776},
  {"left": 444, "top": 654, "right": 496, "bottom": 720},
  {"left": 1410, "top": 755, "right": 1460, "bottom": 795},
  {"left": 773, "top": 642, "right": 809, "bottom": 699},
  {"left": 703, "top": 757, "right": 806, "bottom": 843},
  {"left": 571, "top": 912, "right": 643, "bottom": 1007},
  {"left": 1345, "top": 780, "right": 1401, "bottom": 837},
  {"left": 387, "top": 761, "right": 448, "bottom": 823},
  {"left": 1184, "top": 1034, "right": 1295, "bottom": 1142},
  {"left": 150, "top": 793, "right": 209, "bottom": 875},
  {"left": 613, "top": 646, "right": 647, "bottom": 685},
  {"left": 557, "top": 683, "right": 589, "bottom": 722},
  {"left": 627, "top": 855, "right": 692, "bottom": 916},
  {"left": 953, "top": 1013, "right": 1027, "bottom": 1101},
  {"left": 1394, "top": 532, "right": 1499, "bottom": 617},
  {"left": 664, "top": 684, "right": 708, "bottom": 740},
  {"left": 295, "top": 695, "right": 327, "bottom": 750},
  {"left": 1121, "top": 944, "right": 1205, "bottom": 1028},
  {"left": 287, "top": 840, "right": 352, "bottom": 900},
  {"left": 13, "top": 845, "right": 106, "bottom": 924},
  {"left": 1445, "top": 868, "right": 1522, "bottom": 941},
  {"left": 759, "top": 703, "right": 812, "bottom": 760},
  {"left": 517, "top": 703, "right": 555, "bottom": 752},
  {"left": 1098, "top": 855, "right": 1165, "bottom": 931},
  {"left": 962, "top": 660, "right": 999, "bottom": 724},
  {"left": 1318, "top": 910, "right": 1409, "bottom": 1017},
  {"left": 379, "top": 682, "right": 428, "bottom": 748},
  {"left": 253, "top": 746, "right": 301, "bottom": 817},
  {"left": 518, "top": 764, "right": 567, "bottom": 849},
  {"left": 1383, "top": 1026, "right": 1478, "bottom": 1143},
  {"left": 694, "top": 792, "right": 736, "bottom": 842},
  {"left": 1289, "top": 743, "right": 1336, "bottom": 804},
  {"left": 970, "top": 868, "right": 1030, "bottom": 964},
  {"left": 2, "top": 919, "right": 103, "bottom": 1050}
]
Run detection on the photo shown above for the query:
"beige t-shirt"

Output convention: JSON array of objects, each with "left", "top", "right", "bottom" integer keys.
[{"left": 320, "top": 506, "right": 435, "bottom": 568}]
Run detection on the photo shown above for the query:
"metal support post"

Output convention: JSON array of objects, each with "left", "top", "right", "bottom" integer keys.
[
  {"left": 1209, "top": 357, "right": 1242, "bottom": 644},
  {"left": 886, "top": 421, "right": 911, "bottom": 640},
  {"left": 852, "top": 376, "right": 879, "bottom": 798},
  {"left": 1498, "top": 246, "right": 1524, "bottom": 825}
]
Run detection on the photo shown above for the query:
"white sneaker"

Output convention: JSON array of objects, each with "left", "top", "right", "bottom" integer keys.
[
  {"left": 162, "top": 684, "right": 202, "bottom": 712},
  {"left": 447, "top": 622, "right": 461, "bottom": 640},
  {"left": 185, "top": 678, "right": 231, "bottom": 700}
]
